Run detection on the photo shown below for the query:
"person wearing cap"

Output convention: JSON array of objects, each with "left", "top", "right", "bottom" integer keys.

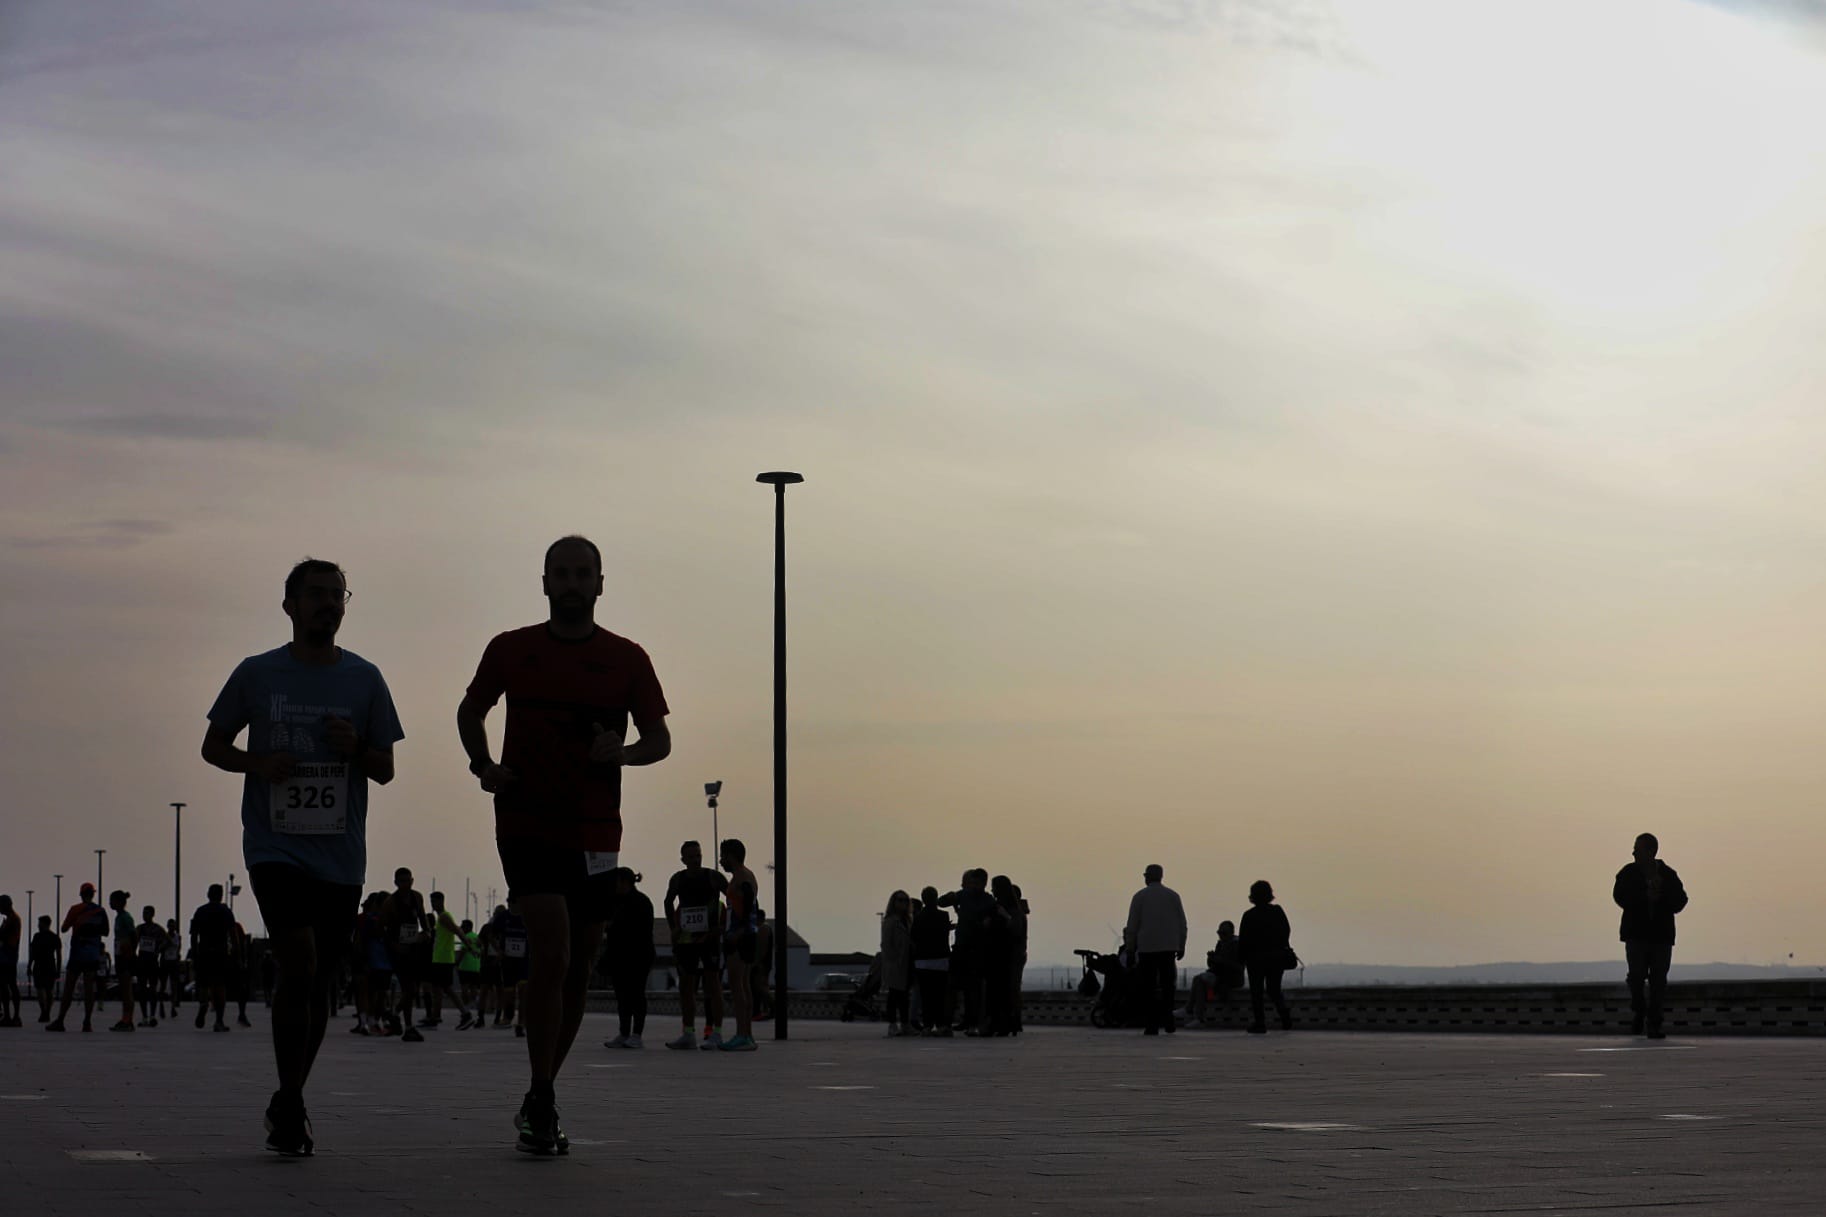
[
  {"left": 48, "top": 882, "right": 108, "bottom": 1032},
  {"left": 108, "top": 890, "right": 139, "bottom": 1031}
]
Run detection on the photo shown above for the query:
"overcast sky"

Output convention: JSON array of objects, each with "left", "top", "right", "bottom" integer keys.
[{"left": 4, "top": 0, "right": 1826, "bottom": 969}]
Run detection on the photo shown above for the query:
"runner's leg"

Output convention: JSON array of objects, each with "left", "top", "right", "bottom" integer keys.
[
  {"left": 552, "top": 916, "right": 606, "bottom": 1077},
  {"left": 517, "top": 893, "right": 572, "bottom": 1084}
]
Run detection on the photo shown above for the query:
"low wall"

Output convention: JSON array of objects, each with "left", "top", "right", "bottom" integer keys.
[{"left": 589, "top": 981, "right": 1826, "bottom": 1036}]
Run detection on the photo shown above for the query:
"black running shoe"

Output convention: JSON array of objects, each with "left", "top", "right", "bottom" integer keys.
[
  {"left": 516, "top": 1092, "right": 558, "bottom": 1156},
  {"left": 263, "top": 1091, "right": 314, "bottom": 1157}
]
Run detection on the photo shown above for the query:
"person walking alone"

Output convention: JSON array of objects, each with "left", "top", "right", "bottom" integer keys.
[
  {"left": 1124, "top": 865, "right": 1187, "bottom": 1036},
  {"left": 1614, "top": 833, "right": 1689, "bottom": 1040},
  {"left": 1238, "top": 880, "right": 1295, "bottom": 1034}
]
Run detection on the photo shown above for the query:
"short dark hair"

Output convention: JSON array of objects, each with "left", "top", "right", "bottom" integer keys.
[
  {"left": 921, "top": 886, "right": 939, "bottom": 904},
  {"left": 284, "top": 558, "right": 346, "bottom": 600},
  {"left": 721, "top": 838, "right": 747, "bottom": 863},
  {"left": 39, "top": 915, "right": 51, "bottom": 928},
  {"left": 109, "top": 890, "right": 127, "bottom": 906},
  {"left": 544, "top": 535, "right": 602, "bottom": 573},
  {"left": 1635, "top": 832, "right": 1659, "bottom": 855},
  {"left": 681, "top": 840, "right": 701, "bottom": 853},
  {"left": 208, "top": 883, "right": 224, "bottom": 900},
  {"left": 430, "top": 891, "right": 445, "bottom": 904}
]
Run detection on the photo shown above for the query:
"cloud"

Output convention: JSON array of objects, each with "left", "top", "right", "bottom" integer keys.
[{"left": 8, "top": 518, "right": 175, "bottom": 550}]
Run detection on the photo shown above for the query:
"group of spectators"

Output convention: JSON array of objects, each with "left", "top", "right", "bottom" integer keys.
[
  {"left": 871, "top": 868, "right": 1030, "bottom": 1038},
  {"left": 1, "top": 882, "right": 261, "bottom": 1033},
  {"left": 1123, "top": 866, "right": 1298, "bottom": 1035}
]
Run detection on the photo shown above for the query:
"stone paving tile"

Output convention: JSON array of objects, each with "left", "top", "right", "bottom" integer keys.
[{"left": 3, "top": 1016, "right": 1826, "bottom": 1214}]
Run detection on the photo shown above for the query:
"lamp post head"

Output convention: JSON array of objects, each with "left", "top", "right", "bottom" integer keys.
[{"left": 755, "top": 472, "right": 804, "bottom": 486}]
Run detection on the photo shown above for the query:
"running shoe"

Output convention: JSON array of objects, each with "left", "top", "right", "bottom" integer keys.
[
  {"left": 45, "top": 1019, "right": 65, "bottom": 1032},
  {"left": 665, "top": 1032, "right": 695, "bottom": 1050},
  {"left": 110, "top": 1021, "right": 135, "bottom": 1032},
  {"left": 456, "top": 1013, "right": 475, "bottom": 1031},
  {"left": 718, "top": 1034, "right": 757, "bottom": 1052},
  {"left": 238, "top": 1015, "right": 253, "bottom": 1028},
  {"left": 699, "top": 1030, "right": 723, "bottom": 1051},
  {"left": 604, "top": 1034, "right": 627, "bottom": 1050},
  {"left": 623, "top": 1034, "right": 643, "bottom": 1049},
  {"left": 516, "top": 1093, "right": 558, "bottom": 1157},
  {"left": 401, "top": 1026, "right": 424, "bottom": 1043},
  {"left": 263, "top": 1091, "right": 314, "bottom": 1157},
  {"left": 213, "top": 1021, "right": 230, "bottom": 1032}
]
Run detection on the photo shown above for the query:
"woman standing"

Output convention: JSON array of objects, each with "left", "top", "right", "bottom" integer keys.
[
  {"left": 604, "top": 869, "right": 657, "bottom": 1049},
  {"left": 880, "top": 890, "right": 914, "bottom": 1037},
  {"left": 1238, "top": 880, "right": 1295, "bottom": 1034}
]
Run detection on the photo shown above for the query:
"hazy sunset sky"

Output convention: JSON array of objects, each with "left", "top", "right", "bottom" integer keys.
[{"left": 4, "top": 0, "right": 1825, "bottom": 969}]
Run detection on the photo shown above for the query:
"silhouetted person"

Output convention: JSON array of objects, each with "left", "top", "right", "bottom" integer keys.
[
  {"left": 879, "top": 890, "right": 913, "bottom": 1037},
  {"left": 994, "top": 877, "right": 1028, "bottom": 1034},
  {"left": 1238, "top": 880, "right": 1294, "bottom": 1034},
  {"left": 601, "top": 869, "right": 655, "bottom": 1049},
  {"left": 1190, "top": 921, "right": 1244, "bottom": 1024},
  {"left": 1124, "top": 864, "right": 1186, "bottom": 1036},
  {"left": 911, "top": 886, "right": 951, "bottom": 1036},
  {"left": 1614, "top": 833, "right": 1688, "bottom": 1040},
  {"left": 938, "top": 870, "right": 997, "bottom": 1032}
]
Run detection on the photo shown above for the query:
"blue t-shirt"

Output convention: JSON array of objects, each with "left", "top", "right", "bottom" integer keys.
[{"left": 206, "top": 646, "right": 405, "bottom": 886}]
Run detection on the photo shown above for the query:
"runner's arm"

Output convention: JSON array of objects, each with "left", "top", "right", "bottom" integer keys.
[
  {"left": 201, "top": 723, "right": 290, "bottom": 781},
  {"left": 455, "top": 695, "right": 495, "bottom": 768},
  {"left": 620, "top": 714, "right": 670, "bottom": 766}
]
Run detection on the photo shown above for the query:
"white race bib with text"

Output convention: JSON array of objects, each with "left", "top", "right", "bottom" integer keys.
[{"left": 269, "top": 763, "right": 349, "bottom": 835}]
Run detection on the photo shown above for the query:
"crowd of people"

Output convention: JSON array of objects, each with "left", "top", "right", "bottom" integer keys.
[
  {"left": 2, "top": 535, "right": 1696, "bottom": 1167},
  {"left": 0, "top": 883, "right": 266, "bottom": 1033}
]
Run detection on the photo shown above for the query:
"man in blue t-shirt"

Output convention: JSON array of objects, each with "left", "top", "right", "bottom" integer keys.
[{"left": 203, "top": 557, "right": 404, "bottom": 1156}]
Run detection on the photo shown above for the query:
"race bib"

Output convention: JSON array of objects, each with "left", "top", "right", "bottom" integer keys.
[
  {"left": 585, "top": 851, "right": 618, "bottom": 876},
  {"left": 270, "top": 763, "right": 349, "bottom": 835},
  {"left": 138, "top": 937, "right": 158, "bottom": 957},
  {"left": 505, "top": 936, "right": 527, "bottom": 958},
  {"left": 680, "top": 906, "right": 711, "bottom": 935},
  {"left": 398, "top": 923, "right": 418, "bottom": 945}
]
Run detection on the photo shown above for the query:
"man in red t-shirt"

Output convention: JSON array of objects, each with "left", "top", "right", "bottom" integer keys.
[{"left": 457, "top": 534, "right": 671, "bottom": 1156}]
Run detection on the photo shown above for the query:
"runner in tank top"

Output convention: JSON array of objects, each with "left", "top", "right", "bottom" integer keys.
[
  {"left": 664, "top": 841, "right": 727, "bottom": 1050},
  {"left": 717, "top": 839, "right": 761, "bottom": 1052}
]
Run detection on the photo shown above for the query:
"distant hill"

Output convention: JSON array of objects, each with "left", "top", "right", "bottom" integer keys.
[
  {"left": 1263, "top": 961, "right": 1825, "bottom": 986},
  {"left": 1020, "top": 960, "right": 1826, "bottom": 989}
]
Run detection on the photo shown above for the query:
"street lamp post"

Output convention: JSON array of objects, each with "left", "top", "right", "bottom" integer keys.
[
  {"left": 25, "top": 890, "right": 33, "bottom": 930},
  {"left": 95, "top": 849, "right": 106, "bottom": 898},
  {"left": 171, "top": 802, "right": 185, "bottom": 924},
  {"left": 756, "top": 470, "right": 803, "bottom": 1040},
  {"left": 53, "top": 875, "right": 62, "bottom": 917}
]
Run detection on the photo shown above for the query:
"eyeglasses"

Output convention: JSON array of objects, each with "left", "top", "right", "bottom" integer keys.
[{"left": 296, "top": 587, "right": 352, "bottom": 604}]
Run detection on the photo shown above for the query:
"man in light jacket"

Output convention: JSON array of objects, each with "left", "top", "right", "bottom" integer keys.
[{"left": 1124, "top": 864, "right": 1187, "bottom": 1036}]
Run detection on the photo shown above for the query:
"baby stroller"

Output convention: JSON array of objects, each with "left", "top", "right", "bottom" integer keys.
[
  {"left": 839, "top": 955, "right": 883, "bottom": 1023},
  {"left": 1076, "top": 948, "right": 1156, "bottom": 1029}
]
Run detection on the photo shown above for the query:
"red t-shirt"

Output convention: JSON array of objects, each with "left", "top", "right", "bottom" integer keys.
[{"left": 465, "top": 623, "right": 669, "bottom": 851}]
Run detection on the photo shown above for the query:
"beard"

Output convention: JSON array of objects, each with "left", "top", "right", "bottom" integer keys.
[{"left": 550, "top": 594, "right": 595, "bottom": 624}]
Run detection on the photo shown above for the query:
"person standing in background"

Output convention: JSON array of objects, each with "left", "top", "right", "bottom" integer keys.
[{"left": 1614, "top": 833, "right": 1689, "bottom": 1040}]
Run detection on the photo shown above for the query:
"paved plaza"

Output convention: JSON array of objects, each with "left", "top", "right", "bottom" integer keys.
[{"left": 4, "top": 1015, "right": 1824, "bottom": 1215}]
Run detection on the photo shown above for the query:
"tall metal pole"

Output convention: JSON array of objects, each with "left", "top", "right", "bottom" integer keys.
[
  {"left": 25, "top": 890, "right": 33, "bottom": 930},
  {"left": 95, "top": 849, "right": 106, "bottom": 898},
  {"left": 54, "top": 875, "right": 62, "bottom": 917},
  {"left": 171, "top": 803, "right": 185, "bottom": 925},
  {"left": 756, "top": 471, "right": 803, "bottom": 1040}
]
